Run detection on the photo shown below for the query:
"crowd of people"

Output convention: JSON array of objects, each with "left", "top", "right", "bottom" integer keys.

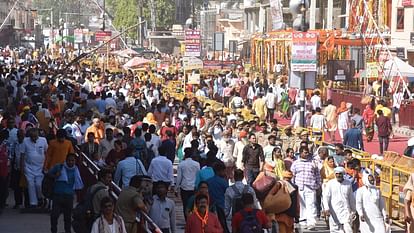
[{"left": 0, "top": 48, "right": 406, "bottom": 233}]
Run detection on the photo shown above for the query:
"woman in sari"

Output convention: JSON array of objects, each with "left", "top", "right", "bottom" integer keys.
[
  {"left": 362, "top": 104, "right": 376, "bottom": 142},
  {"left": 321, "top": 156, "right": 336, "bottom": 186},
  {"left": 280, "top": 91, "right": 290, "bottom": 119}
]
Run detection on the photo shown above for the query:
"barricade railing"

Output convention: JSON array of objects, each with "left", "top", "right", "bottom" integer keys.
[{"left": 74, "top": 147, "right": 162, "bottom": 233}]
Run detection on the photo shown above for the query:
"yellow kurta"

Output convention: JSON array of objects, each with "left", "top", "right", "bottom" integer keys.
[{"left": 253, "top": 98, "right": 267, "bottom": 121}]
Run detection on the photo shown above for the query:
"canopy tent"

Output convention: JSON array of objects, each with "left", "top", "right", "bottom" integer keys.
[
  {"left": 123, "top": 57, "right": 150, "bottom": 69},
  {"left": 384, "top": 57, "right": 414, "bottom": 77},
  {"left": 111, "top": 48, "right": 139, "bottom": 58}
]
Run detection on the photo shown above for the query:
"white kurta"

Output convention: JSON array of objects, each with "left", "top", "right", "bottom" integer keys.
[
  {"left": 23, "top": 137, "right": 48, "bottom": 176},
  {"left": 323, "top": 179, "right": 355, "bottom": 233},
  {"left": 356, "top": 186, "right": 387, "bottom": 233},
  {"left": 337, "top": 111, "right": 349, "bottom": 130}
]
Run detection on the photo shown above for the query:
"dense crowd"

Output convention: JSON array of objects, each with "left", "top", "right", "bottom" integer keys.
[{"left": 0, "top": 47, "right": 408, "bottom": 233}]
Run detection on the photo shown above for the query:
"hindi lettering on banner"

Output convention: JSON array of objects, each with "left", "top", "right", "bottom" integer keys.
[
  {"left": 291, "top": 32, "right": 318, "bottom": 72},
  {"left": 269, "top": 0, "right": 284, "bottom": 30}
]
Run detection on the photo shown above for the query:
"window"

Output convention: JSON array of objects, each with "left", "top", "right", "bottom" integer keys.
[{"left": 396, "top": 8, "right": 404, "bottom": 30}]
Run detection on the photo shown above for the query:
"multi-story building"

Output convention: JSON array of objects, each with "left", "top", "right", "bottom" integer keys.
[
  {"left": 390, "top": 0, "right": 414, "bottom": 65},
  {"left": 0, "top": 0, "right": 37, "bottom": 46}
]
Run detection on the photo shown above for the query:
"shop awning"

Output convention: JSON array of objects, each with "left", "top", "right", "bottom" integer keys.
[{"left": 384, "top": 57, "right": 414, "bottom": 77}]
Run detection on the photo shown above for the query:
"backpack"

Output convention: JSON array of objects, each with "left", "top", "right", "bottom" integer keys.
[
  {"left": 239, "top": 209, "right": 262, "bottom": 233},
  {"left": 72, "top": 185, "right": 106, "bottom": 233},
  {"left": 42, "top": 164, "right": 64, "bottom": 199},
  {"left": 231, "top": 185, "right": 249, "bottom": 216}
]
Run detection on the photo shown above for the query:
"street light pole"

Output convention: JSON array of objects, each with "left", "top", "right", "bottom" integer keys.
[
  {"left": 299, "top": 0, "right": 307, "bottom": 128},
  {"left": 102, "top": 0, "right": 105, "bottom": 31}
]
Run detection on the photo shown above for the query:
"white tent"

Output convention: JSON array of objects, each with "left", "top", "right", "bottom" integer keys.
[{"left": 384, "top": 57, "right": 414, "bottom": 77}]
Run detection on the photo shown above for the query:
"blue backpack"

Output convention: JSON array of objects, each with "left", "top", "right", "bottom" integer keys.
[{"left": 239, "top": 209, "right": 262, "bottom": 233}]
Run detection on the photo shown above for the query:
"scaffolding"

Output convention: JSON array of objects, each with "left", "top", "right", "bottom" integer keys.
[
  {"left": 350, "top": 0, "right": 411, "bottom": 98},
  {"left": 200, "top": 9, "right": 216, "bottom": 58}
]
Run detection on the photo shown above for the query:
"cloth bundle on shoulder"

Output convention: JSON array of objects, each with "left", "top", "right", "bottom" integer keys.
[
  {"left": 262, "top": 180, "right": 292, "bottom": 214},
  {"left": 252, "top": 171, "right": 277, "bottom": 201}
]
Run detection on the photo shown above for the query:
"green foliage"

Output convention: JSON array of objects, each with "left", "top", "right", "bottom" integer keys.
[
  {"left": 111, "top": 0, "right": 175, "bottom": 31},
  {"left": 113, "top": 0, "right": 138, "bottom": 38}
]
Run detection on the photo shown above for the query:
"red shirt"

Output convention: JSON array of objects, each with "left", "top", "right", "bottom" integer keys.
[
  {"left": 160, "top": 125, "right": 177, "bottom": 141},
  {"left": 185, "top": 211, "right": 223, "bottom": 233},
  {"left": 232, "top": 208, "right": 269, "bottom": 233}
]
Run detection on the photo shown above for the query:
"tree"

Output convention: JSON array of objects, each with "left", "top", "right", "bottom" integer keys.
[{"left": 113, "top": 0, "right": 138, "bottom": 38}]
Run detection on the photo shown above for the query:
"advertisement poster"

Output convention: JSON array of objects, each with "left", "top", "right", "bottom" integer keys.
[{"left": 291, "top": 32, "right": 318, "bottom": 72}]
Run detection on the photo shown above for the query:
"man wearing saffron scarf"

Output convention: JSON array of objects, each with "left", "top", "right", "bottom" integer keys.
[{"left": 185, "top": 194, "right": 223, "bottom": 233}]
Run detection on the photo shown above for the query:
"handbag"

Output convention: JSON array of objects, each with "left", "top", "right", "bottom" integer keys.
[
  {"left": 263, "top": 181, "right": 292, "bottom": 214},
  {"left": 252, "top": 171, "right": 277, "bottom": 201}
]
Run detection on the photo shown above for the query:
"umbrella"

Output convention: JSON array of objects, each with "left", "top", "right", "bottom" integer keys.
[{"left": 123, "top": 57, "right": 150, "bottom": 69}]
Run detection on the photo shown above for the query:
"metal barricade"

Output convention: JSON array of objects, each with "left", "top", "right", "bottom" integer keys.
[{"left": 74, "top": 147, "right": 162, "bottom": 233}]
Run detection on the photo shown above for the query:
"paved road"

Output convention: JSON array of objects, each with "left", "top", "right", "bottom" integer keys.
[
  {"left": 275, "top": 116, "right": 408, "bottom": 155},
  {"left": 0, "top": 191, "right": 405, "bottom": 233}
]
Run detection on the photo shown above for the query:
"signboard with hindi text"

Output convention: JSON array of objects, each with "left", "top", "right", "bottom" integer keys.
[
  {"left": 188, "top": 73, "right": 201, "bottom": 85},
  {"left": 291, "top": 32, "right": 318, "bottom": 72},
  {"left": 183, "top": 57, "right": 203, "bottom": 70}
]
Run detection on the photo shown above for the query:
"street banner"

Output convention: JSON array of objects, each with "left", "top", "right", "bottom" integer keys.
[
  {"left": 188, "top": 73, "right": 201, "bottom": 84},
  {"left": 291, "top": 31, "right": 318, "bottom": 72},
  {"left": 185, "top": 29, "right": 201, "bottom": 57},
  {"left": 185, "top": 30, "right": 201, "bottom": 40},
  {"left": 183, "top": 57, "right": 203, "bottom": 70},
  {"left": 203, "top": 60, "right": 242, "bottom": 70},
  {"left": 366, "top": 62, "right": 379, "bottom": 78},
  {"left": 74, "top": 29, "right": 83, "bottom": 43},
  {"left": 95, "top": 31, "right": 112, "bottom": 42},
  {"left": 269, "top": 0, "right": 284, "bottom": 30},
  {"left": 185, "top": 43, "right": 201, "bottom": 57}
]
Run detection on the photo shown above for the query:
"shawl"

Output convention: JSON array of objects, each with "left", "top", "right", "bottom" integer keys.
[{"left": 56, "top": 162, "right": 84, "bottom": 190}]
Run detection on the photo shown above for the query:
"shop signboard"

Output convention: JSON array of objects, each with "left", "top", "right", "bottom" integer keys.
[
  {"left": 291, "top": 31, "right": 318, "bottom": 72},
  {"left": 95, "top": 31, "right": 112, "bottom": 42}
]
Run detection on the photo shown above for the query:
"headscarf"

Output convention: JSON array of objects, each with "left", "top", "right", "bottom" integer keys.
[
  {"left": 321, "top": 159, "right": 336, "bottom": 183},
  {"left": 336, "top": 101, "right": 347, "bottom": 114},
  {"left": 362, "top": 169, "right": 376, "bottom": 188},
  {"left": 334, "top": 166, "right": 346, "bottom": 174}
]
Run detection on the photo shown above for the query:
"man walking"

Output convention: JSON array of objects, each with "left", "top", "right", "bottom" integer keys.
[
  {"left": 376, "top": 110, "right": 392, "bottom": 155},
  {"left": 323, "top": 166, "right": 356, "bottom": 233},
  {"left": 343, "top": 120, "right": 364, "bottom": 151},
  {"left": 242, "top": 134, "right": 265, "bottom": 185},
  {"left": 175, "top": 149, "right": 200, "bottom": 220},
  {"left": 21, "top": 128, "right": 48, "bottom": 208},
  {"left": 356, "top": 171, "right": 388, "bottom": 233},
  {"left": 290, "top": 146, "right": 321, "bottom": 230},
  {"left": 48, "top": 153, "right": 84, "bottom": 233}
]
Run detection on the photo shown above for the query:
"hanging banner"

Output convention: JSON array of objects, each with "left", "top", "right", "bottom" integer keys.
[
  {"left": 269, "top": 0, "right": 284, "bottom": 30},
  {"left": 366, "top": 62, "right": 379, "bottom": 78},
  {"left": 291, "top": 32, "right": 318, "bottom": 72},
  {"left": 74, "top": 29, "right": 83, "bottom": 43}
]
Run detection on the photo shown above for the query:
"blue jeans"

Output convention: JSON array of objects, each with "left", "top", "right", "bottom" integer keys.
[{"left": 246, "top": 169, "right": 259, "bottom": 186}]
